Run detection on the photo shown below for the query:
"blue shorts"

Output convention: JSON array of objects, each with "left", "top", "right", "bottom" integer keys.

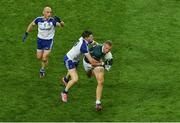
[
  {"left": 64, "top": 55, "right": 79, "bottom": 70},
  {"left": 37, "top": 38, "right": 53, "bottom": 51}
]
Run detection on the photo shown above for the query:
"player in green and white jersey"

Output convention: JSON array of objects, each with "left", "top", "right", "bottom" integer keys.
[{"left": 83, "top": 40, "right": 113, "bottom": 111}]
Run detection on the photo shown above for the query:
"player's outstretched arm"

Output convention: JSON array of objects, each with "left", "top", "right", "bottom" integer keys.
[
  {"left": 22, "top": 21, "right": 36, "bottom": 42},
  {"left": 26, "top": 21, "right": 36, "bottom": 33}
]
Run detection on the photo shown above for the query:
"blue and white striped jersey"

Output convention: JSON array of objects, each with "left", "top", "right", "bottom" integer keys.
[
  {"left": 34, "top": 16, "right": 56, "bottom": 40},
  {"left": 66, "top": 37, "right": 89, "bottom": 62}
]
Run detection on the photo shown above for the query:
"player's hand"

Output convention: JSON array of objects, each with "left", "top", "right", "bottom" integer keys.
[
  {"left": 60, "top": 21, "right": 64, "bottom": 27},
  {"left": 91, "top": 58, "right": 99, "bottom": 67},
  {"left": 92, "top": 40, "right": 98, "bottom": 46},
  {"left": 22, "top": 32, "right": 28, "bottom": 42}
]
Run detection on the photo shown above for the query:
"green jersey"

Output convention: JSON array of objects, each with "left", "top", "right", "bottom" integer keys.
[
  {"left": 84, "top": 44, "right": 113, "bottom": 66},
  {"left": 84, "top": 45, "right": 105, "bottom": 63},
  {"left": 84, "top": 44, "right": 113, "bottom": 71},
  {"left": 89, "top": 45, "right": 105, "bottom": 61}
]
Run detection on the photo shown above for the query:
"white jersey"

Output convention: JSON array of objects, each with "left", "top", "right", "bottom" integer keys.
[
  {"left": 34, "top": 16, "right": 56, "bottom": 40},
  {"left": 66, "top": 37, "right": 89, "bottom": 62}
]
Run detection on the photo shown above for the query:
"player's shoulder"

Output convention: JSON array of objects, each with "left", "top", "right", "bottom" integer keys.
[
  {"left": 80, "top": 37, "right": 88, "bottom": 46},
  {"left": 79, "top": 37, "right": 83, "bottom": 42},
  {"left": 34, "top": 16, "right": 43, "bottom": 22},
  {"left": 81, "top": 40, "right": 88, "bottom": 48}
]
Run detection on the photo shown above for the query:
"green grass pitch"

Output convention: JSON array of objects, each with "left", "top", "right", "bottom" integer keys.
[{"left": 1, "top": 0, "right": 180, "bottom": 121}]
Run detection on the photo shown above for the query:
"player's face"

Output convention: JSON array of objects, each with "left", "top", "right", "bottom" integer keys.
[
  {"left": 103, "top": 44, "right": 112, "bottom": 54},
  {"left": 86, "top": 34, "right": 94, "bottom": 43},
  {"left": 43, "top": 7, "right": 52, "bottom": 18}
]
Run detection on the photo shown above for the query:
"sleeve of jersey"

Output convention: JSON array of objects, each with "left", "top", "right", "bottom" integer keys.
[
  {"left": 104, "top": 52, "right": 113, "bottom": 65},
  {"left": 104, "top": 52, "right": 113, "bottom": 71},
  {"left": 52, "top": 19, "right": 56, "bottom": 27},
  {"left": 34, "top": 17, "right": 40, "bottom": 25},
  {"left": 80, "top": 43, "right": 89, "bottom": 54}
]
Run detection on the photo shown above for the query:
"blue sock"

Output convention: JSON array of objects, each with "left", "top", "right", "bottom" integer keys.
[
  {"left": 40, "top": 68, "right": 45, "bottom": 72},
  {"left": 64, "top": 76, "right": 69, "bottom": 83}
]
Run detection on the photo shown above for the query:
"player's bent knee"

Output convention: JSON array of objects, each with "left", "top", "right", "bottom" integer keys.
[
  {"left": 69, "top": 68, "right": 78, "bottom": 83},
  {"left": 43, "top": 51, "right": 51, "bottom": 59},
  {"left": 42, "top": 55, "right": 48, "bottom": 60},
  {"left": 73, "top": 77, "right": 78, "bottom": 83},
  {"left": 98, "top": 80, "right": 104, "bottom": 85},
  {"left": 41, "top": 55, "right": 48, "bottom": 61},
  {"left": 97, "top": 77, "right": 104, "bottom": 85}
]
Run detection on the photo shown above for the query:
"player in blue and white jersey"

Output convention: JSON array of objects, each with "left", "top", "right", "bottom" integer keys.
[
  {"left": 60, "top": 30, "right": 103, "bottom": 103},
  {"left": 22, "top": 6, "right": 64, "bottom": 78}
]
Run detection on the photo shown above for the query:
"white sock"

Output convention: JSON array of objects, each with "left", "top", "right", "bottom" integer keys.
[
  {"left": 96, "top": 100, "right": 101, "bottom": 104},
  {"left": 65, "top": 88, "right": 68, "bottom": 92}
]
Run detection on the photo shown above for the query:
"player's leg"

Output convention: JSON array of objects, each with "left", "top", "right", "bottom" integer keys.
[
  {"left": 37, "top": 38, "right": 44, "bottom": 60},
  {"left": 61, "top": 56, "right": 79, "bottom": 102},
  {"left": 65, "top": 68, "right": 78, "bottom": 90},
  {"left": 37, "top": 50, "right": 43, "bottom": 60},
  {"left": 39, "top": 50, "right": 51, "bottom": 78},
  {"left": 61, "top": 68, "right": 78, "bottom": 102},
  {"left": 61, "top": 61, "right": 79, "bottom": 86},
  {"left": 40, "top": 39, "right": 53, "bottom": 78},
  {"left": 42, "top": 39, "right": 53, "bottom": 69},
  {"left": 37, "top": 50, "right": 45, "bottom": 77},
  {"left": 37, "top": 38, "right": 47, "bottom": 77},
  {"left": 42, "top": 50, "right": 51, "bottom": 69},
  {"left": 93, "top": 66, "right": 104, "bottom": 111}
]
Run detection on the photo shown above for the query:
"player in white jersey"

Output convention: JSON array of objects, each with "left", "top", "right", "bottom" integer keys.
[
  {"left": 61, "top": 30, "right": 103, "bottom": 103},
  {"left": 22, "top": 6, "right": 64, "bottom": 78}
]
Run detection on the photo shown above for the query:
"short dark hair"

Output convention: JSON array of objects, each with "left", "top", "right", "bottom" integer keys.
[
  {"left": 81, "top": 30, "right": 93, "bottom": 38},
  {"left": 104, "top": 40, "right": 112, "bottom": 46}
]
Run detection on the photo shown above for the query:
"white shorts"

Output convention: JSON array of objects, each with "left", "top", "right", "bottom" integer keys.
[{"left": 83, "top": 58, "right": 93, "bottom": 72}]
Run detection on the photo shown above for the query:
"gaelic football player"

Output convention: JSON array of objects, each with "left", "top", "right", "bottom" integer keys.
[
  {"left": 22, "top": 6, "right": 64, "bottom": 78},
  {"left": 60, "top": 30, "right": 103, "bottom": 102},
  {"left": 83, "top": 41, "right": 113, "bottom": 111}
]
